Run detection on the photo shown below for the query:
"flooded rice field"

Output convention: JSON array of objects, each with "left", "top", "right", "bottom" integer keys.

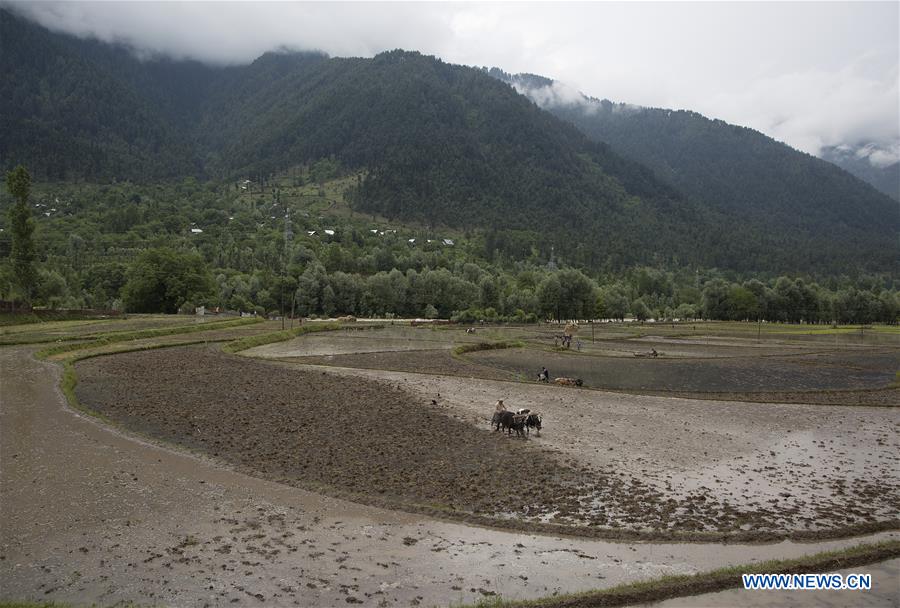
[
  {"left": 2, "top": 320, "right": 899, "bottom": 607},
  {"left": 70, "top": 325, "right": 900, "bottom": 539},
  {"left": 467, "top": 347, "right": 899, "bottom": 392}
]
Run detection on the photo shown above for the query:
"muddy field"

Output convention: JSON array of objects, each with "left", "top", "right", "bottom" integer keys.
[
  {"left": 74, "top": 347, "right": 749, "bottom": 536},
  {"left": 75, "top": 343, "right": 900, "bottom": 540},
  {"left": 8, "top": 345, "right": 899, "bottom": 608},
  {"left": 277, "top": 361, "right": 900, "bottom": 534},
  {"left": 76, "top": 348, "right": 613, "bottom": 530},
  {"left": 5, "top": 320, "right": 900, "bottom": 607},
  {"left": 253, "top": 326, "right": 900, "bottom": 405},
  {"left": 0, "top": 313, "right": 240, "bottom": 345},
  {"left": 467, "top": 347, "right": 899, "bottom": 392},
  {"left": 248, "top": 325, "right": 486, "bottom": 358},
  {"left": 286, "top": 349, "right": 517, "bottom": 381}
]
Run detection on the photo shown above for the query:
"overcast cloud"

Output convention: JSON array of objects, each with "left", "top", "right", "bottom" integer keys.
[{"left": 8, "top": 1, "right": 899, "bottom": 165}]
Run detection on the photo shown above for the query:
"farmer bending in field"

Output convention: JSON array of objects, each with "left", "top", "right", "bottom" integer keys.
[{"left": 495, "top": 399, "right": 506, "bottom": 413}]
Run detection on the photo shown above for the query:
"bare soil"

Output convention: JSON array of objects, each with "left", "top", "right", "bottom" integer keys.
[
  {"left": 24, "top": 344, "right": 889, "bottom": 608},
  {"left": 5, "top": 329, "right": 900, "bottom": 607},
  {"left": 75, "top": 347, "right": 606, "bottom": 528},
  {"left": 254, "top": 340, "right": 899, "bottom": 406},
  {"left": 74, "top": 346, "right": 900, "bottom": 540},
  {"left": 626, "top": 387, "right": 900, "bottom": 407},
  {"left": 263, "top": 360, "right": 900, "bottom": 539},
  {"left": 289, "top": 349, "right": 517, "bottom": 380}
]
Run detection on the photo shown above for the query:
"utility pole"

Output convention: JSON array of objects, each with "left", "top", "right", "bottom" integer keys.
[{"left": 281, "top": 210, "right": 294, "bottom": 330}]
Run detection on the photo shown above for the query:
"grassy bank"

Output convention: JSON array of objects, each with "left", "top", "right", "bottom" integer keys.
[
  {"left": 453, "top": 340, "right": 525, "bottom": 357},
  {"left": 35, "top": 316, "right": 263, "bottom": 358},
  {"left": 221, "top": 321, "right": 351, "bottom": 353},
  {"left": 0, "top": 310, "right": 122, "bottom": 328},
  {"left": 465, "top": 540, "right": 900, "bottom": 607}
]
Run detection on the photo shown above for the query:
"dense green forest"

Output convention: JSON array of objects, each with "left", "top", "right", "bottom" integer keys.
[
  {"left": 493, "top": 70, "right": 900, "bottom": 275},
  {"left": 820, "top": 145, "right": 900, "bottom": 202},
  {"left": 0, "top": 9, "right": 712, "bottom": 273},
  {"left": 1, "top": 168, "right": 896, "bottom": 324},
  {"left": 2, "top": 8, "right": 898, "bottom": 276}
]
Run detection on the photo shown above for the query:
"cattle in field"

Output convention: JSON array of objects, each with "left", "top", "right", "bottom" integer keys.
[
  {"left": 554, "top": 377, "right": 583, "bottom": 387},
  {"left": 523, "top": 413, "right": 542, "bottom": 436},
  {"left": 515, "top": 408, "right": 543, "bottom": 436},
  {"left": 495, "top": 410, "right": 526, "bottom": 437}
]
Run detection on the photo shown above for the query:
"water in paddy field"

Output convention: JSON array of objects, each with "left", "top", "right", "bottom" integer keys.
[{"left": 468, "top": 347, "right": 898, "bottom": 392}]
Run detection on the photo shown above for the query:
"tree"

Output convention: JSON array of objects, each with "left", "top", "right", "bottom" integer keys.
[
  {"left": 742, "top": 279, "right": 771, "bottom": 319},
  {"left": 673, "top": 303, "right": 697, "bottom": 320},
  {"left": 537, "top": 274, "right": 562, "bottom": 321},
  {"left": 876, "top": 291, "right": 899, "bottom": 324},
  {"left": 557, "top": 269, "right": 598, "bottom": 320},
  {"left": 121, "top": 248, "right": 214, "bottom": 313},
  {"left": 726, "top": 285, "right": 759, "bottom": 321},
  {"left": 772, "top": 276, "right": 808, "bottom": 323},
  {"left": 321, "top": 284, "right": 337, "bottom": 317},
  {"left": 537, "top": 270, "right": 598, "bottom": 322},
  {"left": 504, "top": 288, "right": 537, "bottom": 317},
  {"left": 701, "top": 279, "right": 730, "bottom": 320},
  {"left": 631, "top": 298, "right": 651, "bottom": 321},
  {"left": 5, "top": 165, "right": 37, "bottom": 301},
  {"left": 363, "top": 272, "right": 395, "bottom": 316},
  {"left": 36, "top": 269, "right": 69, "bottom": 307},
  {"left": 597, "top": 285, "right": 629, "bottom": 321},
  {"left": 85, "top": 262, "right": 128, "bottom": 308},
  {"left": 328, "top": 271, "right": 362, "bottom": 315},
  {"left": 479, "top": 275, "right": 500, "bottom": 310}
]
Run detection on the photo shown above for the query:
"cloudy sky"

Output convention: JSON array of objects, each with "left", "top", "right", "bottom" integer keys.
[{"left": 11, "top": 1, "right": 900, "bottom": 166}]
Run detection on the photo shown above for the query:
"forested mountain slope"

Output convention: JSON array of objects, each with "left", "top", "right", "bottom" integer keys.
[
  {"left": 0, "top": 9, "right": 714, "bottom": 271},
  {"left": 0, "top": 9, "right": 203, "bottom": 180},
  {"left": 2, "top": 8, "right": 896, "bottom": 275},
  {"left": 820, "top": 145, "right": 899, "bottom": 202},
  {"left": 494, "top": 70, "right": 899, "bottom": 274}
]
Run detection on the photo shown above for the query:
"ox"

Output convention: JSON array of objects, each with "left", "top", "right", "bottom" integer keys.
[
  {"left": 525, "top": 413, "right": 542, "bottom": 436},
  {"left": 516, "top": 408, "right": 542, "bottom": 436},
  {"left": 554, "top": 377, "right": 583, "bottom": 387},
  {"left": 495, "top": 410, "right": 526, "bottom": 438}
]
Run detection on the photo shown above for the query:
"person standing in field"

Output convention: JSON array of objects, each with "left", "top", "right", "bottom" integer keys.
[{"left": 491, "top": 399, "right": 507, "bottom": 432}]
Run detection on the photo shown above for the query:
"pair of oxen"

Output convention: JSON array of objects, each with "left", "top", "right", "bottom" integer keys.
[{"left": 491, "top": 409, "right": 542, "bottom": 437}]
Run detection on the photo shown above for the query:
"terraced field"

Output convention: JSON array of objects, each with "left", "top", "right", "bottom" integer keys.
[{"left": 2, "top": 318, "right": 898, "bottom": 607}]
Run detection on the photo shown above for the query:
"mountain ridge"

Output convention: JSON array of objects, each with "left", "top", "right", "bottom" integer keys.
[
  {"left": 491, "top": 68, "right": 898, "bottom": 274},
  {"left": 1, "top": 8, "right": 896, "bottom": 276}
]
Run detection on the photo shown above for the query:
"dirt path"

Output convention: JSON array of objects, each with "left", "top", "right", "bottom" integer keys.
[{"left": 1, "top": 347, "right": 898, "bottom": 608}]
